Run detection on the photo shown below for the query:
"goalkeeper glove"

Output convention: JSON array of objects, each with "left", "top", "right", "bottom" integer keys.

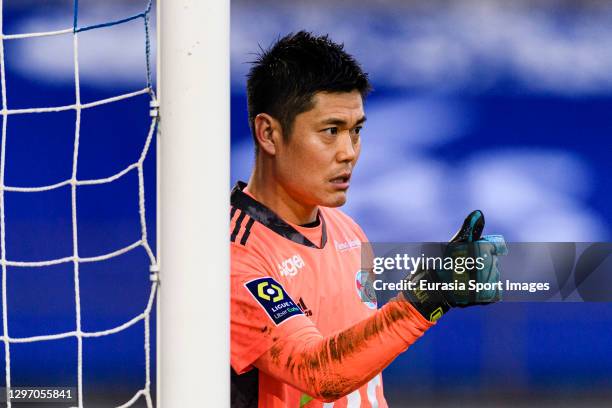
[{"left": 402, "top": 210, "right": 507, "bottom": 322}]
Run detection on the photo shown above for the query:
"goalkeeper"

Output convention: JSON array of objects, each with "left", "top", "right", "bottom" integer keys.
[{"left": 231, "top": 31, "right": 505, "bottom": 408}]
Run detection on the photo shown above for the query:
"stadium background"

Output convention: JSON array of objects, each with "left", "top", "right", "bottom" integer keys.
[
  {"left": 231, "top": 0, "right": 612, "bottom": 406},
  {"left": 2, "top": 0, "right": 612, "bottom": 406}
]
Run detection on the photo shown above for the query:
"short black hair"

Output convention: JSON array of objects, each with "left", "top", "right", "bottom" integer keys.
[{"left": 246, "top": 31, "right": 371, "bottom": 145}]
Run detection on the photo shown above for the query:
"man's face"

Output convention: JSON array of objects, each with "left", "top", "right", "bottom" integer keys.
[{"left": 274, "top": 90, "right": 365, "bottom": 208}]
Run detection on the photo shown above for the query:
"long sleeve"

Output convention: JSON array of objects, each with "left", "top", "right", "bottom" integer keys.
[{"left": 254, "top": 296, "right": 433, "bottom": 402}]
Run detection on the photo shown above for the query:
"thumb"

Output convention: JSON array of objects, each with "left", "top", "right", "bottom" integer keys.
[{"left": 450, "top": 210, "right": 485, "bottom": 243}]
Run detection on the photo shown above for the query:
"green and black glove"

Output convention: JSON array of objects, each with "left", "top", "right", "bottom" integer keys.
[{"left": 403, "top": 210, "right": 508, "bottom": 322}]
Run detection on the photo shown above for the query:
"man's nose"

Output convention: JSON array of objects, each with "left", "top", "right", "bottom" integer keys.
[{"left": 336, "top": 131, "right": 357, "bottom": 162}]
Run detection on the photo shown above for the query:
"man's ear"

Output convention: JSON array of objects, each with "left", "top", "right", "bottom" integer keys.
[{"left": 253, "top": 113, "right": 283, "bottom": 155}]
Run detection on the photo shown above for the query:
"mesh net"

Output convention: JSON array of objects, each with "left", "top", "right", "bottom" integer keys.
[{"left": 0, "top": 1, "right": 158, "bottom": 407}]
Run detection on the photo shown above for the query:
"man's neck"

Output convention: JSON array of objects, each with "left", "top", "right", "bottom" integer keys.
[{"left": 247, "top": 170, "right": 318, "bottom": 226}]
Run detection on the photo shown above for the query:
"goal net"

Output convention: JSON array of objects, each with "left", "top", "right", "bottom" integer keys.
[{"left": 0, "top": 1, "right": 158, "bottom": 406}]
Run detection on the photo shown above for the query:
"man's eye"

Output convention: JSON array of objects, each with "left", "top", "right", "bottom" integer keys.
[
  {"left": 324, "top": 127, "right": 339, "bottom": 135},
  {"left": 350, "top": 126, "right": 362, "bottom": 137}
]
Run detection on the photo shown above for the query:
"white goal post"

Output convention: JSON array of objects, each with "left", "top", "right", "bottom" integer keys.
[{"left": 158, "top": 0, "right": 230, "bottom": 406}]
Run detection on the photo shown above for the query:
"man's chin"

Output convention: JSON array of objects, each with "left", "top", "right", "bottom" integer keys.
[{"left": 321, "top": 191, "right": 348, "bottom": 208}]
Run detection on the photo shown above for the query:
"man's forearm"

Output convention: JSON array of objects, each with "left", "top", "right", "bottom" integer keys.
[{"left": 255, "top": 296, "right": 432, "bottom": 402}]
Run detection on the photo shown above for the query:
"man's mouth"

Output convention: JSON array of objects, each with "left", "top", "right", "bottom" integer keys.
[
  {"left": 330, "top": 176, "right": 350, "bottom": 183},
  {"left": 330, "top": 173, "right": 351, "bottom": 189}
]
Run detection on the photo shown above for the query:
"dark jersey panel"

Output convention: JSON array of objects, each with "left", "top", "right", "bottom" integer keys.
[{"left": 231, "top": 367, "right": 259, "bottom": 408}]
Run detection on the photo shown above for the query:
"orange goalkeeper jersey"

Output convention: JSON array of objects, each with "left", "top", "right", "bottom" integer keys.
[{"left": 230, "top": 181, "right": 387, "bottom": 408}]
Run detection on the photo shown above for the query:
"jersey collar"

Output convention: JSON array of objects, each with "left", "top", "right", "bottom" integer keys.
[{"left": 230, "top": 181, "right": 327, "bottom": 249}]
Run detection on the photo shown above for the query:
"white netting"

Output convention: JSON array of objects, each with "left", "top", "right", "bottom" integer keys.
[{"left": 0, "top": 1, "right": 158, "bottom": 407}]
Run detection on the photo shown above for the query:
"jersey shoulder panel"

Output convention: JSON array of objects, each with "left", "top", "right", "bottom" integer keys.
[
  {"left": 230, "top": 205, "right": 257, "bottom": 247},
  {"left": 230, "top": 204, "right": 317, "bottom": 374}
]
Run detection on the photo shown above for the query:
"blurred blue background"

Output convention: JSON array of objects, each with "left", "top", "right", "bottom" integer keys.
[{"left": 230, "top": 0, "right": 612, "bottom": 406}]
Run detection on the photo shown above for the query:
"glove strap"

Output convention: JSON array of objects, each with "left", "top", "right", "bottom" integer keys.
[{"left": 402, "top": 267, "right": 451, "bottom": 322}]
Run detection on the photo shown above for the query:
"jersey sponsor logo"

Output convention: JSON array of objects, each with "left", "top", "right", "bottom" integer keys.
[
  {"left": 335, "top": 238, "right": 361, "bottom": 252},
  {"left": 355, "top": 270, "right": 378, "bottom": 310},
  {"left": 278, "top": 254, "right": 305, "bottom": 277},
  {"left": 244, "top": 277, "right": 303, "bottom": 325}
]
